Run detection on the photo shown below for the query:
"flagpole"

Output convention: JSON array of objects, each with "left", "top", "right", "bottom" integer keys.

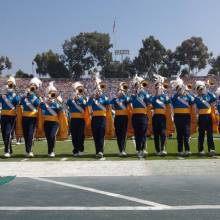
[{"left": 112, "top": 18, "right": 116, "bottom": 61}]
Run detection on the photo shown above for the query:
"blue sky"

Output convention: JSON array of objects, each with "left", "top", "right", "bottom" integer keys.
[{"left": 1, "top": 0, "right": 220, "bottom": 75}]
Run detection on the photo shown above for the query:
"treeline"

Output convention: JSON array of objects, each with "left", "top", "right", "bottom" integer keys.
[{"left": 1, "top": 32, "right": 220, "bottom": 79}]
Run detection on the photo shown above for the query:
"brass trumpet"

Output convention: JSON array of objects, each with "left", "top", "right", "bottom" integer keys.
[
  {"left": 99, "top": 82, "right": 107, "bottom": 91},
  {"left": 207, "top": 79, "right": 215, "bottom": 86},
  {"left": 163, "top": 83, "right": 169, "bottom": 90},
  {"left": 7, "top": 82, "right": 14, "bottom": 89},
  {"left": 186, "top": 83, "right": 193, "bottom": 91},
  {"left": 141, "top": 80, "right": 148, "bottom": 88},
  {"left": 119, "top": 82, "right": 129, "bottom": 92}
]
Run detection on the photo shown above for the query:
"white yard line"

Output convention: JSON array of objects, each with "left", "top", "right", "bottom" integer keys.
[
  {"left": 30, "top": 177, "right": 170, "bottom": 208},
  {"left": 20, "top": 158, "right": 29, "bottom": 162},
  {"left": 60, "top": 158, "right": 68, "bottom": 161},
  {"left": 0, "top": 205, "right": 220, "bottom": 211}
]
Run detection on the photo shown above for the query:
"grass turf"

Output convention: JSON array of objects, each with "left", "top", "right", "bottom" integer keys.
[{"left": 0, "top": 134, "right": 219, "bottom": 161}]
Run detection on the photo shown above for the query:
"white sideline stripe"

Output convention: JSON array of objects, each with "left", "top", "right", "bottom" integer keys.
[
  {"left": 1, "top": 205, "right": 220, "bottom": 211},
  {"left": 20, "top": 158, "right": 29, "bottom": 162},
  {"left": 30, "top": 177, "right": 170, "bottom": 208},
  {"left": 60, "top": 158, "right": 68, "bottom": 161}
]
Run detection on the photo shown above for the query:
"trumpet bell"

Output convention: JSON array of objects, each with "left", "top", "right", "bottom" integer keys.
[
  {"left": 99, "top": 82, "right": 107, "bottom": 91},
  {"left": 186, "top": 84, "right": 193, "bottom": 91},
  {"left": 119, "top": 82, "right": 129, "bottom": 91},
  {"left": 163, "top": 83, "right": 169, "bottom": 90},
  {"left": 141, "top": 80, "right": 148, "bottom": 88},
  {"left": 207, "top": 79, "right": 215, "bottom": 86}
]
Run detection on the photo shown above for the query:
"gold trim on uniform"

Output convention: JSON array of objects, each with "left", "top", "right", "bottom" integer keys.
[
  {"left": 115, "top": 109, "right": 128, "bottom": 116},
  {"left": 22, "top": 111, "right": 38, "bottom": 117},
  {"left": 71, "top": 112, "right": 84, "bottom": 118},
  {"left": 92, "top": 110, "right": 106, "bottom": 117},
  {"left": 154, "top": 109, "right": 165, "bottom": 115},
  {"left": 132, "top": 108, "right": 147, "bottom": 114},
  {"left": 1, "top": 109, "right": 16, "bottom": 116},
  {"left": 43, "top": 115, "right": 59, "bottom": 122},
  {"left": 173, "top": 108, "right": 190, "bottom": 114},
  {"left": 199, "top": 108, "right": 211, "bottom": 114}
]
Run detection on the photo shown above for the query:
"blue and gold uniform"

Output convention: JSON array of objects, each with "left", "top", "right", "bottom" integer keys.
[
  {"left": 66, "top": 96, "right": 87, "bottom": 155},
  {"left": 21, "top": 92, "right": 41, "bottom": 154},
  {"left": 0, "top": 91, "right": 20, "bottom": 154},
  {"left": 171, "top": 93, "right": 194, "bottom": 154},
  {"left": 110, "top": 94, "right": 130, "bottom": 154},
  {"left": 194, "top": 92, "right": 216, "bottom": 153},
  {"left": 40, "top": 99, "right": 62, "bottom": 155},
  {"left": 217, "top": 98, "right": 220, "bottom": 133},
  {"left": 87, "top": 94, "right": 109, "bottom": 156},
  {"left": 151, "top": 93, "right": 170, "bottom": 154},
  {"left": 130, "top": 90, "right": 151, "bottom": 154}
]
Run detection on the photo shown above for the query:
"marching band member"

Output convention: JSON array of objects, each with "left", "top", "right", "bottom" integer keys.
[
  {"left": 110, "top": 82, "right": 130, "bottom": 157},
  {"left": 66, "top": 82, "right": 87, "bottom": 156},
  {"left": 40, "top": 82, "right": 63, "bottom": 157},
  {"left": 21, "top": 77, "right": 42, "bottom": 157},
  {"left": 151, "top": 75, "right": 170, "bottom": 156},
  {"left": 216, "top": 87, "right": 220, "bottom": 134},
  {"left": 194, "top": 81, "right": 216, "bottom": 156},
  {"left": 87, "top": 77, "right": 109, "bottom": 158},
  {"left": 0, "top": 76, "right": 20, "bottom": 157},
  {"left": 171, "top": 78, "right": 194, "bottom": 157},
  {"left": 130, "top": 75, "right": 151, "bottom": 158}
]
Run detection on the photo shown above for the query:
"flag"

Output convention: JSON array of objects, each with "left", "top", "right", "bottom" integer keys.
[{"left": 112, "top": 20, "right": 116, "bottom": 33}]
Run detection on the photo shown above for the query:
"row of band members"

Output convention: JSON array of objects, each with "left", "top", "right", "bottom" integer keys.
[{"left": 0, "top": 75, "right": 219, "bottom": 158}]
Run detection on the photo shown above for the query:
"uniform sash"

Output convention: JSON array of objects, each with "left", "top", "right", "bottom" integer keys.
[
  {"left": 71, "top": 99, "right": 84, "bottom": 113},
  {"left": 2, "top": 95, "right": 15, "bottom": 110}
]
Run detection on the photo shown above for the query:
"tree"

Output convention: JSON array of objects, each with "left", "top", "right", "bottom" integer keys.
[
  {"left": 62, "top": 32, "right": 112, "bottom": 79},
  {"left": 0, "top": 56, "right": 12, "bottom": 74},
  {"left": 103, "top": 57, "right": 135, "bottom": 78},
  {"left": 174, "top": 37, "right": 211, "bottom": 75},
  {"left": 158, "top": 49, "right": 180, "bottom": 78},
  {"left": 34, "top": 50, "right": 69, "bottom": 78},
  {"left": 133, "top": 36, "right": 167, "bottom": 79},
  {"left": 15, "top": 69, "right": 33, "bottom": 78},
  {"left": 208, "top": 55, "right": 220, "bottom": 76}
]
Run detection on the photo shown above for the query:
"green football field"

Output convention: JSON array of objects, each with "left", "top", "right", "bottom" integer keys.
[{"left": 0, "top": 134, "right": 219, "bottom": 161}]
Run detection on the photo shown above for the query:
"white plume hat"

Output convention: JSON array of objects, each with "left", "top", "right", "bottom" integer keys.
[
  {"left": 72, "top": 81, "right": 83, "bottom": 90},
  {"left": 7, "top": 76, "right": 16, "bottom": 86},
  {"left": 170, "top": 77, "right": 184, "bottom": 90},
  {"left": 195, "top": 80, "right": 206, "bottom": 91},
  {"left": 29, "top": 77, "right": 42, "bottom": 88},
  {"left": 46, "top": 81, "right": 57, "bottom": 94}
]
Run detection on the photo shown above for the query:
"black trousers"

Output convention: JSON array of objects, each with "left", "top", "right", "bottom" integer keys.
[
  {"left": 91, "top": 116, "right": 106, "bottom": 154},
  {"left": 70, "top": 118, "right": 85, "bottom": 154},
  {"left": 22, "top": 117, "right": 37, "bottom": 153},
  {"left": 114, "top": 115, "right": 128, "bottom": 152},
  {"left": 1, "top": 115, "right": 16, "bottom": 153},
  {"left": 132, "top": 114, "right": 148, "bottom": 151},
  {"left": 152, "top": 114, "right": 166, "bottom": 153},
  {"left": 44, "top": 121, "right": 59, "bottom": 154},
  {"left": 198, "top": 114, "right": 215, "bottom": 152},
  {"left": 174, "top": 114, "right": 190, "bottom": 152}
]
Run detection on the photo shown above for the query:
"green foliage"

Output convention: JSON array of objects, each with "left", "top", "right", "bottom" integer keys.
[
  {"left": 174, "top": 37, "right": 210, "bottom": 75},
  {"left": 208, "top": 55, "right": 220, "bottom": 76},
  {"left": 133, "top": 36, "right": 167, "bottom": 79},
  {"left": 15, "top": 69, "right": 33, "bottom": 78},
  {"left": 62, "top": 32, "right": 112, "bottom": 78},
  {"left": 158, "top": 49, "right": 180, "bottom": 77},
  {"left": 103, "top": 57, "right": 135, "bottom": 78},
  {"left": 34, "top": 50, "right": 69, "bottom": 78},
  {"left": 0, "top": 56, "right": 12, "bottom": 74}
]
